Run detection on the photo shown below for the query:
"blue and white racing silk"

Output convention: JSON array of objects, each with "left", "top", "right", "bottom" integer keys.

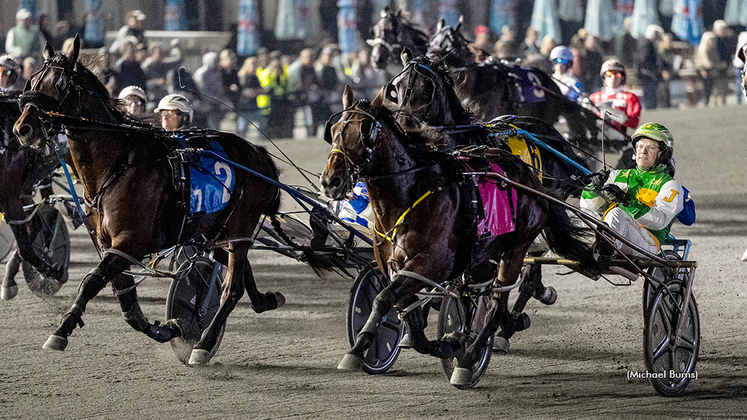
[
  {"left": 190, "top": 139, "right": 235, "bottom": 214},
  {"left": 339, "top": 181, "right": 374, "bottom": 228}
]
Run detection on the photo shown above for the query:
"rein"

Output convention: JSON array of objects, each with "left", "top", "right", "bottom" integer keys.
[{"left": 373, "top": 190, "right": 432, "bottom": 243}]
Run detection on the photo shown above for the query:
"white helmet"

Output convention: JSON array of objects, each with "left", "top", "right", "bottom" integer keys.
[
  {"left": 154, "top": 94, "right": 193, "bottom": 123},
  {"left": 118, "top": 85, "right": 147, "bottom": 102},
  {"left": 549, "top": 46, "right": 573, "bottom": 63}
]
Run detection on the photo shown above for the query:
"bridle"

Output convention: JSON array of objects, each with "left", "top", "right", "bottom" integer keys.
[
  {"left": 385, "top": 59, "right": 443, "bottom": 124},
  {"left": 324, "top": 101, "right": 381, "bottom": 182}
]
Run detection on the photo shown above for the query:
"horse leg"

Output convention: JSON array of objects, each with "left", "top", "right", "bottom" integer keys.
[
  {"left": 0, "top": 251, "right": 22, "bottom": 300},
  {"left": 242, "top": 258, "right": 285, "bottom": 313},
  {"left": 403, "top": 305, "right": 461, "bottom": 359},
  {"left": 188, "top": 243, "right": 250, "bottom": 365},
  {"left": 114, "top": 273, "right": 183, "bottom": 343},
  {"left": 451, "top": 246, "right": 528, "bottom": 386},
  {"left": 42, "top": 253, "right": 131, "bottom": 351}
]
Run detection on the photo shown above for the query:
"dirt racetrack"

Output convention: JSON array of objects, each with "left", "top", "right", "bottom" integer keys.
[{"left": 1, "top": 105, "right": 747, "bottom": 419}]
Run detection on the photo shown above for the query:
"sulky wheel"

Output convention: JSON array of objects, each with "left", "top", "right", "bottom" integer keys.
[
  {"left": 166, "top": 247, "right": 226, "bottom": 365},
  {"left": 643, "top": 279, "right": 700, "bottom": 397},
  {"left": 23, "top": 204, "right": 70, "bottom": 297},
  {"left": 643, "top": 250, "right": 683, "bottom": 316},
  {"left": 437, "top": 290, "right": 493, "bottom": 389},
  {"left": 346, "top": 265, "right": 403, "bottom": 374}
]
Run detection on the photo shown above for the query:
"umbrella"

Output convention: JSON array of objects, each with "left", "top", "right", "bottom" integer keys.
[
  {"left": 237, "top": 0, "right": 259, "bottom": 56},
  {"left": 631, "top": 0, "right": 660, "bottom": 39},
  {"left": 531, "top": 0, "right": 561, "bottom": 43},
  {"left": 84, "top": 0, "right": 105, "bottom": 47},
  {"left": 585, "top": 0, "right": 616, "bottom": 41},
  {"left": 558, "top": 0, "right": 584, "bottom": 23},
  {"left": 491, "top": 0, "right": 516, "bottom": 34},
  {"left": 338, "top": 0, "right": 357, "bottom": 53},
  {"left": 724, "top": 0, "right": 747, "bottom": 25},
  {"left": 275, "top": 0, "right": 309, "bottom": 40},
  {"left": 165, "top": 0, "right": 187, "bottom": 31},
  {"left": 671, "top": 0, "right": 703, "bottom": 45}
]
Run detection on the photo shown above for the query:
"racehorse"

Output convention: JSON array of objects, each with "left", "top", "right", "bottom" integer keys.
[
  {"left": 383, "top": 50, "right": 591, "bottom": 350},
  {"left": 320, "top": 86, "right": 596, "bottom": 385},
  {"left": 13, "top": 37, "right": 287, "bottom": 364},
  {"left": 426, "top": 23, "right": 603, "bottom": 152},
  {"left": 0, "top": 93, "right": 66, "bottom": 300},
  {"left": 368, "top": 6, "right": 430, "bottom": 74}
]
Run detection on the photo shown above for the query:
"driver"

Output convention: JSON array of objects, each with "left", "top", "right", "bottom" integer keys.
[
  {"left": 154, "top": 93, "right": 193, "bottom": 131},
  {"left": 580, "top": 122, "right": 683, "bottom": 265},
  {"left": 589, "top": 60, "right": 641, "bottom": 142},
  {"left": 118, "top": 85, "right": 147, "bottom": 118},
  {"left": 550, "top": 46, "right": 584, "bottom": 102},
  {"left": 0, "top": 55, "right": 22, "bottom": 94}
]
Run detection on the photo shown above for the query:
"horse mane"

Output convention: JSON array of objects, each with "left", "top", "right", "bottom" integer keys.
[
  {"left": 426, "top": 55, "right": 480, "bottom": 123},
  {"left": 381, "top": 9, "right": 430, "bottom": 45},
  {"left": 367, "top": 99, "right": 441, "bottom": 148}
]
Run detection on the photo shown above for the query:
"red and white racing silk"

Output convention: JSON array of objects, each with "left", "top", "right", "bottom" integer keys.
[{"left": 589, "top": 88, "right": 641, "bottom": 132}]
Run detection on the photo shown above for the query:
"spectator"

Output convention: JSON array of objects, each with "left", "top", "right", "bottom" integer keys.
[
  {"left": 118, "top": 85, "right": 148, "bottom": 119},
  {"left": 236, "top": 57, "right": 268, "bottom": 140},
  {"left": 114, "top": 38, "right": 148, "bottom": 94},
  {"left": 582, "top": 34, "right": 604, "bottom": 93},
  {"left": 473, "top": 25, "right": 492, "bottom": 52},
  {"left": 38, "top": 14, "right": 53, "bottom": 46},
  {"left": 570, "top": 33, "right": 588, "bottom": 92},
  {"left": 193, "top": 52, "right": 226, "bottom": 130},
  {"left": 52, "top": 21, "right": 71, "bottom": 51},
  {"left": 219, "top": 49, "right": 241, "bottom": 109},
  {"left": 286, "top": 49, "right": 321, "bottom": 137},
  {"left": 263, "top": 58, "right": 292, "bottom": 138},
  {"left": 5, "top": 9, "right": 43, "bottom": 62},
  {"left": 141, "top": 40, "right": 183, "bottom": 109},
  {"left": 636, "top": 25, "right": 665, "bottom": 110},
  {"left": 313, "top": 45, "right": 341, "bottom": 135},
  {"left": 518, "top": 27, "right": 541, "bottom": 59},
  {"left": 110, "top": 10, "right": 147, "bottom": 55},
  {"left": 0, "top": 55, "right": 24, "bottom": 94},
  {"left": 349, "top": 48, "right": 386, "bottom": 101},
  {"left": 21, "top": 57, "right": 38, "bottom": 86},
  {"left": 550, "top": 45, "right": 584, "bottom": 102},
  {"left": 697, "top": 31, "right": 729, "bottom": 107},
  {"left": 616, "top": 17, "right": 636, "bottom": 70},
  {"left": 97, "top": 48, "right": 117, "bottom": 96},
  {"left": 589, "top": 60, "right": 641, "bottom": 141}
]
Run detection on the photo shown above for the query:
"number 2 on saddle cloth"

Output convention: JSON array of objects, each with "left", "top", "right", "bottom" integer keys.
[
  {"left": 172, "top": 136, "right": 236, "bottom": 215},
  {"left": 458, "top": 157, "right": 518, "bottom": 238}
]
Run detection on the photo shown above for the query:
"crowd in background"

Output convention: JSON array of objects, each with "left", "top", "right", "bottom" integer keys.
[{"left": 2, "top": 7, "right": 747, "bottom": 141}]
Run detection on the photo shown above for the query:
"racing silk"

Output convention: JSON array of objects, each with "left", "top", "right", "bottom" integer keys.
[
  {"left": 589, "top": 87, "right": 641, "bottom": 131},
  {"left": 580, "top": 166, "right": 683, "bottom": 244},
  {"left": 553, "top": 71, "right": 584, "bottom": 102},
  {"left": 339, "top": 181, "right": 374, "bottom": 228}
]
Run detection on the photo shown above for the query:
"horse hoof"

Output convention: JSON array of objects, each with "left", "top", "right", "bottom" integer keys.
[
  {"left": 1, "top": 284, "right": 18, "bottom": 300},
  {"left": 42, "top": 335, "right": 67, "bottom": 351},
  {"left": 398, "top": 333, "right": 411, "bottom": 348},
  {"left": 493, "top": 336, "right": 510, "bottom": 353},
  {"left": 450, "top": 367, "right": 473, "bottom": 386},
  {"left": 274, "top": 292, "right": 286, "bottom": 309},
  {"left": 538, "top": 286, "right": 557, "bottom": 305},
  {"left": 337, "top": 353, "right": 363, "bottom": 371},
  {"left": 188, "top": 349, "right": 210, "bottom": 366}
]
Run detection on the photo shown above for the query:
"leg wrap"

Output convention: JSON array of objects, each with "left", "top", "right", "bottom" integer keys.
[
  {"left": 122, "top": 301, "right": 149, "bottom": 333},
  {"left": 78, "top": 268, "right": 108, "bottom": 302}
]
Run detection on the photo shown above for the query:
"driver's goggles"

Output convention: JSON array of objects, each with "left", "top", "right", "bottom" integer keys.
[
  {"left": 553, "top": 58, "right": 569, "bottom": 64},
  {"left": 604, "top": 70, "right": 623, "bottom": 78}
]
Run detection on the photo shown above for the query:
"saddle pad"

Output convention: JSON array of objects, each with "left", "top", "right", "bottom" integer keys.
[
  {"left": 460, "top": 157, "right": 517, "bottom": 237},
  {"left": 190, "top": 139, "right": 235, "bottom": 214},
  {"left": 505, "top": 136, "right": 543, "bottom": 181},
  {"left": 510, "top": 67, "right": 547, "bottom": 104}
]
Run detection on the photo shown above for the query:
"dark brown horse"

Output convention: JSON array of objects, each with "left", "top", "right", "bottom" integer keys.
[
  {"left": 0, "top": 93, "right": 67, "bottom": 300},
  {"left": 368, "top": 6, "right": 430, "bottom": 74},
  {"left": 320, "top": 86, "right": 596, "bottom": 386},
  {"left": 13, "top": 37, "right": 285, "bottom": 365}
]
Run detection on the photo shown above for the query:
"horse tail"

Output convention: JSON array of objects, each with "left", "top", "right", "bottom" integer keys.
[{"left": 542, "top": 196, "right": 596, "bottom": 268}]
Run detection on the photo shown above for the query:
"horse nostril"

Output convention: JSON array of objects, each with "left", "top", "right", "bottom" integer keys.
[{"left": 16, "top": 124, "right": 31, "bottom": 138}]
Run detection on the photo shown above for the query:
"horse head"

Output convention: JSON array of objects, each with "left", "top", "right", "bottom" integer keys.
[
  {"left": 14, "top": 35, "right": 117, "bottom": 149},
  {"left": 368, "top": 7, "right": 429, "bottom": 70},
  {"left": 320, "top": 86, "right": 384, "bottom": 200},
  {"left": 428, "top": 19, "right": 479, "bottom": 67}
]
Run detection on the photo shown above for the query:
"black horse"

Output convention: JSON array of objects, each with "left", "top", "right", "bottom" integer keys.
[
  {"left": 383, "top": 51, "right": 592, "bottom": 351},
  {"left": 427, "top": 23, "right": 605, "bottom": 155},
  {"left": 368, "top": 6, "right": 430, "bottom": 75},
  {"left": 321, "top": 87, "right": 596, "bottom": 386},
  {"left": 0, "top": 93, "right": 69, "bottom": 300},
  {"left": 13, "top": 37, "right": 299, "bottom": 364}
]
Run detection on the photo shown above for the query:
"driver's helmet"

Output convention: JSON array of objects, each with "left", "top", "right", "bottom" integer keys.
[
  {"left": 600, "top": 59, "right": 626, "bottom": 83},
  {"left": 632, "top": 122, "right": 673, "bottom": 165},
  {"left": 0, "top": 55, "right": 21, "bottom": 85},
  {"left": 549, "top": 46, "right": 574, "bottom": 64},
  {"left": 154, "top": 93, "right": 193, "bottom": 123},
  {"left": 118, "top": 85, "right": 147, "bottom": 102}
]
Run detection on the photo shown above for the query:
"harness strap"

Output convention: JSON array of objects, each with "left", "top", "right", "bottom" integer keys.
[
  {"left": 392, "top": 269, "right": 459, "bottom": 299},
  {"left": 374, "top": 190, "right": 432, "bottom": 243}
]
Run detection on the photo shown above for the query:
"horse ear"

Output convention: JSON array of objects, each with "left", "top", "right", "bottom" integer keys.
[
  {"left": 66, "top": 34, "right": 80, "bottom": 64},
  {"left": 43, "top": 41, "right": 55, "bottom": 60},
  {"left": 371, "top": 86, "right": 385, "bottom": 109},
  {"left": 342, "top": 85, "right": 354, "bottom": 109},
  {"left": 739, "top": 43, "right": 747, "bottom": 63},
  {"left": 400, "top": 47, "right": 413, "bottom": 66},
  {"left": 456, "top": 16, "right": 463, "bottom": 32},
  {"left": 437, "top": 19, "right": 444, "bottom": 32}
]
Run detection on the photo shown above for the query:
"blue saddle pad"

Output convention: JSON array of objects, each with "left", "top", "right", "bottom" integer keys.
[
  {"left": 190, "top": 139, "right": 235, "bottom": 214},
  {"left": 510, "top": 67, "right": 547, "bottom": 104}
]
